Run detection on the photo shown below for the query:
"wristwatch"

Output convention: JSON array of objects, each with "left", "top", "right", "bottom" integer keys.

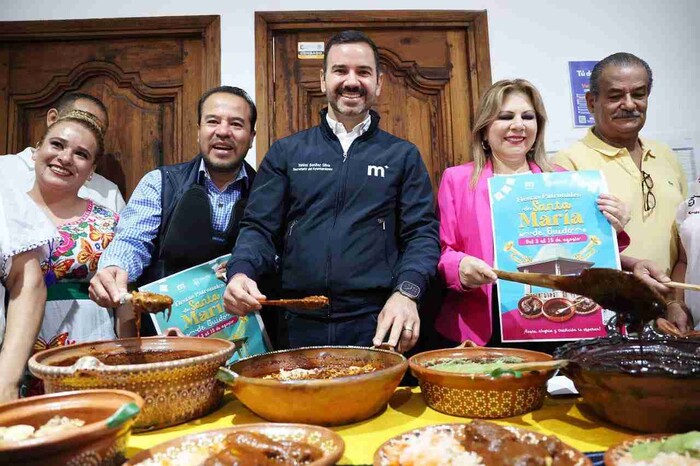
[{"left": 396, "top": 281, "right": 421, "bottom": 301}]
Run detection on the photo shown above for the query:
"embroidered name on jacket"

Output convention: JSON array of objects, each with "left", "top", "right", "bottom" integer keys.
[
  {"left": 292, "top": 163, "right": 333, "bottom": 172},
  {"left": 367, "top": 165, "right": 389, "bottom": 178}
]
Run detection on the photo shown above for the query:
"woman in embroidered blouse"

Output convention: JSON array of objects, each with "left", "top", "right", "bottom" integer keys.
[
  {"left": 0, "top": 185, "right": 57, "bottom": 402},
  {"left": 26, "top": 110, "right": 120, "bottom": 363},
  {"left": 434, "top": 79, "right": 631, "bottom": 349}
]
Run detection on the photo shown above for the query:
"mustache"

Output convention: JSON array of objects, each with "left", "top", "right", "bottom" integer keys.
[
  {"left": 613, "top": 110, "right": 642, "bottom": 119},
  {"left": 336, "top": 86, "right": 366, "bottom": 97}
]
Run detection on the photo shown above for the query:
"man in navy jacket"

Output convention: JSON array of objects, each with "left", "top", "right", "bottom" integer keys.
[{"left": 223, "top": 31, "right": 439, "bottom": 352}]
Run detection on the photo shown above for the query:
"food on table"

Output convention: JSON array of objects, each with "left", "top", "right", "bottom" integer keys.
[
  {"left": 134, "top": 431, "right": 323, "bottom": 466},
  {"left": 425, "top": 356, "right": 525, "bottom": 375},
  {"left": 518, "top": 295, "right": 543, "bottom": 319},
  {"left": 260, "top": 295, "right": 330, "bottom": 310},
  {"left": 617, "top": 431, "right": 700, "bottom": 466},
  {"left": 542, "top": 298, "right": 575, "bottom": 322},
  {"left": 129, "top": 291, "right": 174, "bottom": 337},
  {"left": 380, "top": 420, "right": 585, "bottom": 466},
  {"left": 262, "top": 362, "right": 379, "bottom": 381},
  {"left": 0, "top": 415, "right": 86, "bottom": 442}
]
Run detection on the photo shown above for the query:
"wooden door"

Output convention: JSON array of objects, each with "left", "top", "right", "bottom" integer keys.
[
  {"left": 0, "top": 16, "right": 220, "bottom": 199},
  {"left": 255, "top": 11, "right": 492, "bottom": 189}
]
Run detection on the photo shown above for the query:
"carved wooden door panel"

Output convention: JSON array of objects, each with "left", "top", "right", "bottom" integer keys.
[
  {"left": 257, "top": 11, "right": 492, "bottom": 189},
  {"left": 0, "top": 16, "right": 220, "bottom": 200}
]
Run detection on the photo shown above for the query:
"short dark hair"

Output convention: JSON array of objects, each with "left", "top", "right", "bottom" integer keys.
[
  {"left": 589, "top": 52, "right": 653, "bottom": 96},
  {"left": 55, "top": 92, "right": 109, "bottom": 128},
  {"left": 323, "top": 30, "right": 381, "bottom": 74},
  {"left": 197, "top": 86, "right": 257, "bottom": 131}
]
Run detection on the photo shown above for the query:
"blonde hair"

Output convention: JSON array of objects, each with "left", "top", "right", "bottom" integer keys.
[
  {"left": 40, "top": 109, "right": 105, "bottom": 161},
  {"left": 470, "top": 79, "right": 553, "bottom": 187}
]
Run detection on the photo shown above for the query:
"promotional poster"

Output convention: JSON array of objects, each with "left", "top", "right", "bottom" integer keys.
[
  {"left": 489, "top": 170, "right": 619, "bottom": 342},
  {"left": 568, "top": 60, "right": 597, "bottom": 127},
  {"left": 140, "top": 254, "right": 271, "bottom": 364}
]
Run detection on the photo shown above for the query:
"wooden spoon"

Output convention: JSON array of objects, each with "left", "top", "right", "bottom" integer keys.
[
  {"left": 494, "top": 268, "right": 666, "bottom": 323},
  {"left": 259, "top": 295, "right": 329, "bottom": 310},
  {"left": 664, "top": 281, "right": 700, "bottom": 292}
]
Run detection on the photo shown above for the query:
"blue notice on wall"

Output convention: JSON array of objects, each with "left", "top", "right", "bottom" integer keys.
[{"left": 568, "top": 61, "right": 598, "bottom": 127}]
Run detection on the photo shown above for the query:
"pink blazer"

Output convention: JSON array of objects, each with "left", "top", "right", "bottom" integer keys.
[{"left": 435, "top": 160, "right": 629, "bottom": 345}]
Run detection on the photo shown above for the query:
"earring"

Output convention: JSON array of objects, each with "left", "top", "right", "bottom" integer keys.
[{"left": 481, "top": 140, "right": 490, "bottom": 152}]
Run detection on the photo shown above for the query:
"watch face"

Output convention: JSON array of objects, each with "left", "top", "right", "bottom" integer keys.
[{"left": 400, "top": 281, "right": 420, "bottom": 299}]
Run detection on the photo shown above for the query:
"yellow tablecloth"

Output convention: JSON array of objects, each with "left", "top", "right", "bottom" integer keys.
[{"left": 127, "top": 388, "right": 636, "bottom": 464}]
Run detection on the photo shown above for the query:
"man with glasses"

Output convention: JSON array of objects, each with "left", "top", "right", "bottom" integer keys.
[{"left": 554, "top": 52, "right": 686, "bottom": 274}]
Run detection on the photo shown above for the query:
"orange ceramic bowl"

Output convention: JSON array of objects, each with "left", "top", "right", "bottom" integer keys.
[
  {"left": 217, "top": 346, "right": 407, "bottom": 426},
  {"left": 409, "top": 346, "right": 556, "bottom": 418},
  {"left": 0, "top": 389, "right": 142, "bottom": 466},
  {"left": 28, "top": 335, "right": 236, "bottom": 431},
  {"left": 125, "top": 423, "right": 345, "bottom": 465}
]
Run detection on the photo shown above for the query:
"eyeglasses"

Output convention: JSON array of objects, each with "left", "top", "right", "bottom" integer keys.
[{"left": 641, "top": 170, "right": 656, "bottom": 212}]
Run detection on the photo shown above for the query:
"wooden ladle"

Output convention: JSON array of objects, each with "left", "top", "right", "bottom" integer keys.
[
  {"left": 259, "top": 295, "right": 330, "bottom": 310},
  {"left": 494, "top": 268, "right": 666, "bottom": 323}
]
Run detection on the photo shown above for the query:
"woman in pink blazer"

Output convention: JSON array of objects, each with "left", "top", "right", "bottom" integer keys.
[{"left": 435, "top": 79, "right": 630, "bottom": 348}]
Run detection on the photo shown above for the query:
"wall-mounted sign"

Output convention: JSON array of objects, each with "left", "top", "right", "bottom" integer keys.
[
  {"left": 298, "top": 42, "right": 324, "bottom": 59},
  {"left": 568, "top": 61, "right": 598, "bottom": 127}
]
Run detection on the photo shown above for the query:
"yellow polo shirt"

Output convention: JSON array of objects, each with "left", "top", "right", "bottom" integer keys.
[{"left": 553, "top": 128, "right": 687, "bottom": 273}]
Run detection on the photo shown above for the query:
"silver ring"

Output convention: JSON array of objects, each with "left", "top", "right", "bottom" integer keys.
[{"left": 403, "top": 327, "right": 413, "bottom": 333}]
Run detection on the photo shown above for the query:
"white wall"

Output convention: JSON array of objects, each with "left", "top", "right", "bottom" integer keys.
[{"left": 2, "top": 0, "right": 699, "bottom": 169}]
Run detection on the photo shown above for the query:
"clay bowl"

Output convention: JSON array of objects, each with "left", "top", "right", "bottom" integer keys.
[
  {"left": 0, "top": 389, "right": 142, "bottom": 466},
  {"left": 556, "top": 336, "right": 700, "bottom": 433},
  {"left": 409, "top": 344, "right": 556, "bottom": 418},
  {"left": 125, "top": 423, "right": 345, "bottom": 465},
  {"left": 542, "top": 297, "right": 575, "bottom": 322},
  {"left": 518, "top": 295, "right": 543, "bottom": 319},
  {"left": 216, "top": 346, "right": 407, "bottom": 426},
  {"left": 28, "top": 335, "right": 236, "bottom": 431},
  {"left": 374, "top": 422, "right": 591, "bottom": 466}
]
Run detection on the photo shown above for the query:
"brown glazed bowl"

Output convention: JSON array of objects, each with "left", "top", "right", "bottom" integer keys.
[
  {"left": 125, "top": 423, "right": 345, "bottom": 465},
  {"left": 0, "top": 389, "right": 142, "bottom": 466},
  {"left": 216, "top": 346, "right": 407, "bottom": 426},
  {"left": 409, "top": 344, "right": 556, "bottom": 418},
  {"left": 28, "top": 335, "right": 236, "bottom": 431},
  {"left": 555, "top": 336, "right": 700, "bottom": 433}
]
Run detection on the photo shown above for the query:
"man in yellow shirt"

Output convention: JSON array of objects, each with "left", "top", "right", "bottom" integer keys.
[{"left": 553, "top": 52, "right": 686, "bottom": 275}]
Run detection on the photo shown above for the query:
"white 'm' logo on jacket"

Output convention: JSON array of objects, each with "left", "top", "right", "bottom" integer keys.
[{"left": 367, "top": 165, "right": 388, "bottom": 178}]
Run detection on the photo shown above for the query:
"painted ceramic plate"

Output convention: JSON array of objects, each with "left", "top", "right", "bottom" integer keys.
[
  {"left": 125, "top": 422, "right": 344, "bottom": 466},
  {"left": 603, "top": 434, "right": 674, "bottom": 466},
  {"left": 373, "top": 422, "right": 591, "bottom": 466}
]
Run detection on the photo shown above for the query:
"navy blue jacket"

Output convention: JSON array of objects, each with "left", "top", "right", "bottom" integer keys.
[{"left": 227, "top": 110, "right": 439, "bottom": 316}]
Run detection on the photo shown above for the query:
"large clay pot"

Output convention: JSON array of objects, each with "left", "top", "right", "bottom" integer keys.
[
  {"left": 217, "top": 346, "right": 407, "bottom": 426},
  {"left": 28, "top": 335, "right": 236, "bottom": 431},
  {"left": 556, "top": 336, "right": 700, "bottom": 433}
]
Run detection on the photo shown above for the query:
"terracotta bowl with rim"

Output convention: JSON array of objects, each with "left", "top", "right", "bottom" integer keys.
[
  {"left": 124, "top": 422, "right": 345, "bottom": 465},
  {"left": 603, "top": 434, "right": 669, "bottom": 466},
  {"left": 0, "top": 389, "right": 142, "bottom": 466},
  {"left": 555, "top": 336, "right": 700, "bottom": 433},
  {"left": 217, "top": 346, "right": 407, "bottom": 426},
  {"left": 28, "top": 333, "right": 236, "bottom": 431},
  {"left": 409, "top": 342, "right": 556, "bottom": 418}
]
